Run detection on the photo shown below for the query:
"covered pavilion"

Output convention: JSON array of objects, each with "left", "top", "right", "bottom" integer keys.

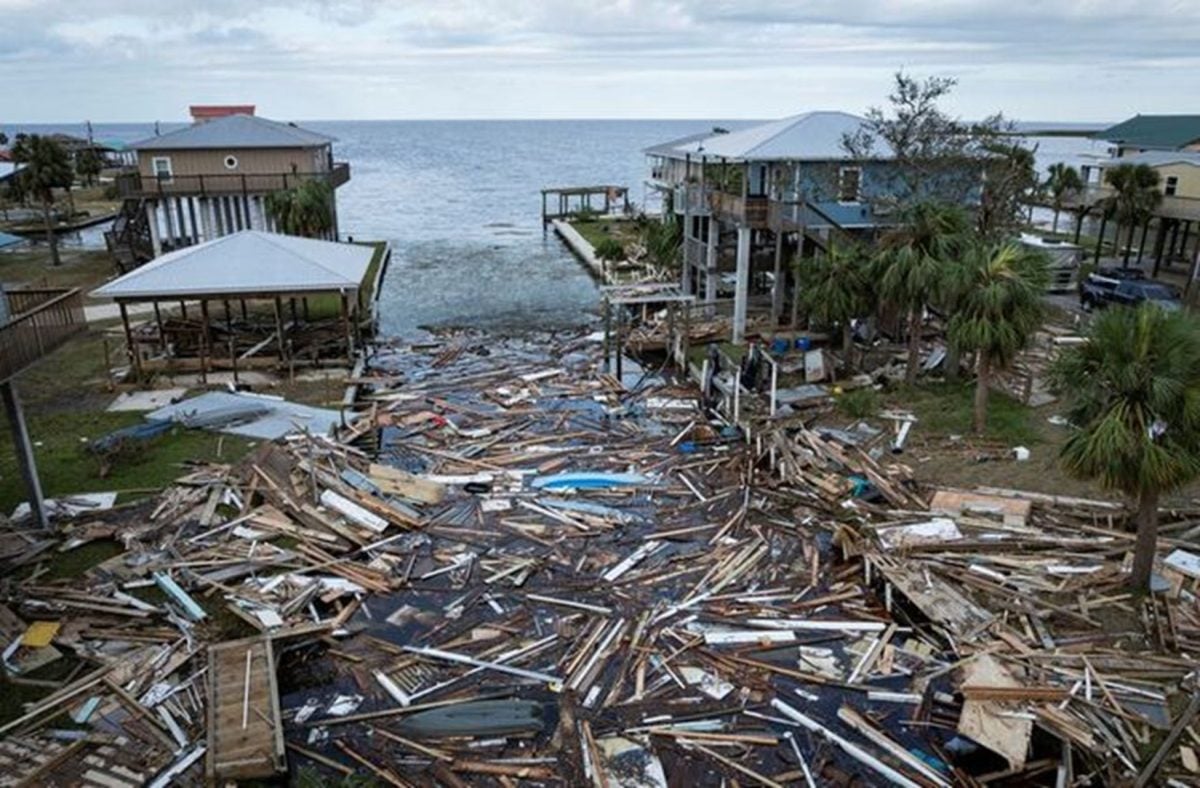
[{"left": 91, "top": 230, "right": 384, "bottom": 376}]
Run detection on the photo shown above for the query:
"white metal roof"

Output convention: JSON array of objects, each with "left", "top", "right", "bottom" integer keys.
[
  {"left": 131, "top": 114, "right": 335, "bottom": 151},
  {"left": 92, "top": 230, "right": 375, "bottom": 301},
  {"left": 652, "top": 111, "right": 893, "bottom": 163}
]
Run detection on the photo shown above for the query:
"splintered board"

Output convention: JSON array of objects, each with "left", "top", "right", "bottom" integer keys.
[{"left": 205, "top": 636, "right": 286, "bottom": 783}]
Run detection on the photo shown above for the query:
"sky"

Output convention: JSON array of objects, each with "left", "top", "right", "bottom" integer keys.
[{"left": 1, "top": 0, "right": 1196, "bottom": 123}]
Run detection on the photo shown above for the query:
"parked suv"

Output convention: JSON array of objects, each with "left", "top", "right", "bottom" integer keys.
[{"left": 1080, "top": 269, "right": 1181, "bottom": 311}]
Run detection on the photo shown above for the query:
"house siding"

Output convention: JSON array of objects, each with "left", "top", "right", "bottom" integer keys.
[
  {"left": 1153, "top": 163, "right": 1200, "bottom": 200},
  {"left": 136, "top": 146, "right": 330, "bottom": 178}
]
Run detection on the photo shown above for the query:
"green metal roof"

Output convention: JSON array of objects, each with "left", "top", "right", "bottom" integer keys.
[{"left": 1097, "top": 115, "right": 1200, "bottom": 150}]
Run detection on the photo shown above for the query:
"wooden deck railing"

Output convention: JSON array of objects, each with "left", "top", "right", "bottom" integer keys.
[
  {"left": 0, "top": 288, "right": 86, "bottom": 383},
  {"left": 114, "top": 162, "right": 351, "bottom": 198},
  {"left": 673, "top": 186, "right": 770, "bottom": 228}
]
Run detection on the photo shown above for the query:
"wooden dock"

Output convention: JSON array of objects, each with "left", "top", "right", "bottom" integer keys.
[
  {"left": 540, "top": 184, "right": 630, "bottom": 223},
  {"left": 205, "top": 636, "right": 286, "bottom": 784}
]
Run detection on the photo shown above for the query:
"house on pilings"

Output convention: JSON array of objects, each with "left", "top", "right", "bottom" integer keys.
[
  {"left": 1068, "top": 116, "right": 1200, "bottom": 276},
  {"left": 106, "top": 105, "right": 351, "bottom": 271},
  {"left": 645, "top": 111, "right": 981, "bottom": 344}
]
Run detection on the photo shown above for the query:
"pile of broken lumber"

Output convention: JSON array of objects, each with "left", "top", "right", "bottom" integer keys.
[{"left": 1, "top": 329, "right": 1199, "bottom": 786}]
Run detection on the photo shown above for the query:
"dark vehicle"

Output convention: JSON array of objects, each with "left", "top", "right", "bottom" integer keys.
[{"left": 1080, "top": 270, "right": 1181, "bottom": 311}]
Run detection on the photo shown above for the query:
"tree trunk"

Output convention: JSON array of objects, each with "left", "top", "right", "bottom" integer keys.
[
  {"left": 789, "top": 273, "right": 801, "bottom": 330},
  {"left": 1052, "top": 207, "right": 1060, "bottom": 234},
  {"left": 1129, "top": 488, "right": 1160, "bottom": 593},
  {"left": 1123, "top": 222, "right": 1136, "bottom": 267},
  {"left": 945, "top": 342, "right": 961, "bottom": 383},
  {"left": 904, "top": 308, "right": 921, "bottom": 385},
  {"left": 973, "top": 355, "right": 990, "bottom": 434},
  {"left": 841, "top": 322, "right": 853, "bottom": 376},
  {"left": 41, "top": 200, "right": 61, "bottom": 267}
]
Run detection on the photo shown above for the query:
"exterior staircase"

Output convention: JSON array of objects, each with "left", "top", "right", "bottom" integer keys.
[{"left": 104, "top": 198, "right": 154, "bottom": 272}]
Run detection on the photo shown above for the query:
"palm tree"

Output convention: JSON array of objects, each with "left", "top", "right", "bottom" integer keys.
[
  {"left": 264, "top": 180, "right": 334, "bottom": 238},
  {"left": 638, "top": 214, "right": 681, "bottom": 273},
  {"left": 75, "top": 147, "right": 104, "bottom": 187},
  {"left": 1104, "top": 163, "right": 1162, "bottom": 267},
  {"left": 1048, "top": 305, "right": 1200, "bottom": 592},
  {"left": 1044, "top": 163, "right": 1083, "bottom": 235},
  {"left": 11, "top": 134, "right": 73, "bottom": 266},
  {"left": 795, "top": 241, "right": 871, "bottom": 375},
  {"left": 876, "top": 201, "right": 970, "bottom": 384},
  {"left": 948, "top": 242, "right": 1049, "bottom": 433}
]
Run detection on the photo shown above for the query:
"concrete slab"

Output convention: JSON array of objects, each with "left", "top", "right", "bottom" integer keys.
[
  {"left": 165, "top": 371, "right": 277, "bottom": 387},
  {"left": 106, "top": 388, "right": 189, "bottom": 412},
  {"left": 293, "top": 368, "right": 351, "bottom": 382}
]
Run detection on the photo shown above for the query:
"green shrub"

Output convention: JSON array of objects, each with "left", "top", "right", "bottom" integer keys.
[
  {"left": 837, "top": 387, "right": 881, "bottom": 419},
  {"left": 594, "top": 238, "right": 625, "bottom": 262}
]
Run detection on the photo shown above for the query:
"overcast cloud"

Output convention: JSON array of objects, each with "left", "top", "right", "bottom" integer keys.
[{"left": 1, "top": 0, "right": 1195, "bottom": 122}]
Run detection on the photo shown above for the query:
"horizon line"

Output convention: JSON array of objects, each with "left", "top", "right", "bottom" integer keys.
[{"left": 1, "top": 116, "right": 1116, "bottom": 128}]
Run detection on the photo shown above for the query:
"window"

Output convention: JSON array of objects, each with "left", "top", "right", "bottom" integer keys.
[
  {"left": 151, "top": 156, "right": 172, "bottom": 182},
  {"left": 1165, "top": 176, "right": 1179, "bottom": 197},
  {"left": 223, "top": 155, "right": 239, "bottom": 170},
  {"left": 838, "top": 167, "right": 862, "bottom": 203}
]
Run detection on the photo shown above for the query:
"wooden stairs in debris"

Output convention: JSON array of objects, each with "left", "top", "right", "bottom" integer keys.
[{"left": 205, "top": 636, "right": 286, "bottom": 784}]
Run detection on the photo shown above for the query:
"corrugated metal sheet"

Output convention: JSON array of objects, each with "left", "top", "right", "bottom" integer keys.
[
  {"left": 91, "top": 230, "right": 374, "bottom": 300},
  {"left": 132, "top": 114, "right": 335, "bottom": 151},
  {"left": 146, "top": 390, "right": 340, "bottom": 440}
]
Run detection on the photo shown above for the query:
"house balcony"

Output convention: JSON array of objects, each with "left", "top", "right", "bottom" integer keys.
[
  {"left": 0, "top": 288, "right": 86, "bottom": 383},
  {"left": 672, "top": 184, "right": 769, "bottom": 228},
  {"left": 114, "top": 162, "right": 351, "bottom": 199}
]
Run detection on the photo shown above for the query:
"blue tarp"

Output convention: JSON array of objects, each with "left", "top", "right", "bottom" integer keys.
[{"left": 0, "top": 232, "right": 25, "bottom": 249}]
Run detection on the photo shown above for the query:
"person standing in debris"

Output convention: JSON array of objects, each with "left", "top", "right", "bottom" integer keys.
[
  {"left": 703, "top": 342, "right": 721, "bottom": 412},
  {"left": 741, "top": 341, "right": 761, "bottom": 391}
]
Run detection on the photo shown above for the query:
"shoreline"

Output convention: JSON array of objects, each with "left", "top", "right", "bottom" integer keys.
[{"left": 549, "top": 218, "right": 611, "bottom": 284}]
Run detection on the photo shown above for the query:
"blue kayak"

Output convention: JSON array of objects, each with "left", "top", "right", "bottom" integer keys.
[{"left": 531, "top": 472, "right": 651, "bottom": 490}]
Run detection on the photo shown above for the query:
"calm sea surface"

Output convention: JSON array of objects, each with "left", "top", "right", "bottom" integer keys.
[{"left": 3, "top": 120, "right": 1105, "bottom": 335}]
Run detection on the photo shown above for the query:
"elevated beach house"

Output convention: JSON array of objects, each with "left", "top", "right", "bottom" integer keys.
[
  {"left": 1096, "top": 114, "right": 1200, "bottom": 159},
  {"left": 645, "top": 111, "right": 917, "bottom": 342},
  {"left": 106, "top": 105, "right": 350, "bottom": 268},
  {"left": 1074, "top": 116, "right": 1200, "bottom": 270}
]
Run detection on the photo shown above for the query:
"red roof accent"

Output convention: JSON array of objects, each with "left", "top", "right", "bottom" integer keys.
[{"left": 189, "top": 105, "right": 256, "bottom": 122}]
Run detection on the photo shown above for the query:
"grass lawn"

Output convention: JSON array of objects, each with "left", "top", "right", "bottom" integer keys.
[
  {"left": 1, "top": 327, "right": 258, "bottom": 515},
  {"left": 872, "top": 381, "right": 1120, "bottom": 501},
  {"left": 893, "top": 381, "right": 1043, "bottom": 446},
  {"left": 569, "top": 217, "right": 641, "bottom": 254},
  {"left": 15, "top": 327, "right": 137, "bottom": 416},
  {"left": 0, "top": 408, "right": 255, "bottom": 515},
  {"left": 0, "top": 248, "right": 115, "bottom": 295}
]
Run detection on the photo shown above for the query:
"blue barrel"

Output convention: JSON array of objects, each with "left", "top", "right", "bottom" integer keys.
[{"left": 796, "top": 337, "right": 811, "bottom": 351}]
